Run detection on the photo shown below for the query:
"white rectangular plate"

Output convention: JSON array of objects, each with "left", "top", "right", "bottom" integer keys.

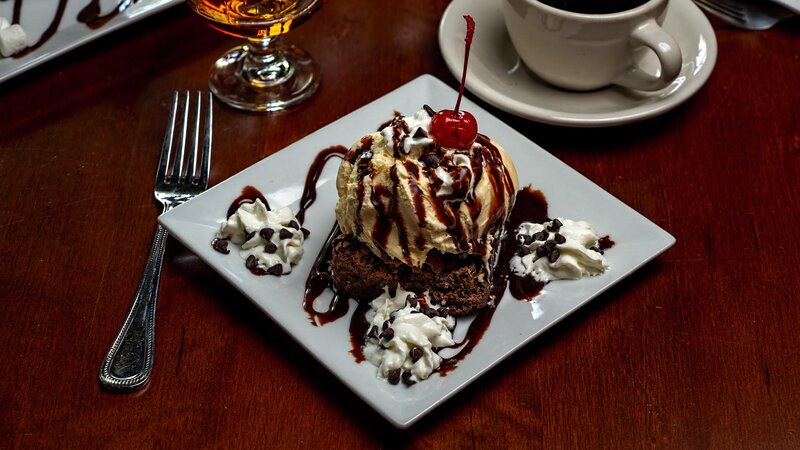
[
  {"left": 0, "top": 0, "right": 181, "bottom": 84},
  {"left": 159, "top": 74, "right": 675, "bottom": 429}
]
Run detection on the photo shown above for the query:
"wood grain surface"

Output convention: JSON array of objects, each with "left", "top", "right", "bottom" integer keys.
[{"left": 1, "top": 1, "right": 799, "bottom": 448}]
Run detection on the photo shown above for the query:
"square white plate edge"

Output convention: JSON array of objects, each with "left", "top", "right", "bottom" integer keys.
[
  {"left": 0, "top": 0, "right": 182, "bottom": 84},
  {"left": 159, "top": 74, "right": 676, "bottom": 428}
]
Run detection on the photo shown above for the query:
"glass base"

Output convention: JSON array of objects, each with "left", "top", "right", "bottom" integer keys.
[{"left": 209, "top": 42, "right": 319, "bottom": 112}]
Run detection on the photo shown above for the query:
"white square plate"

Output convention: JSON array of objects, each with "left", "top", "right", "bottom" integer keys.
[
  {"left": 159, "top": 74, "right": 675, "bottom": 428},
  {"left": 0, "top": 0, "right": 181, "bottom": 84}
]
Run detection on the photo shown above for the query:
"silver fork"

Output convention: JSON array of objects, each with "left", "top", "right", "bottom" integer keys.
[
  {"left": 694, "top": 0, "right": 795, "bottom": 30},
  {"left": 99, "top": 91, "right": 213, "bottom": 391}
]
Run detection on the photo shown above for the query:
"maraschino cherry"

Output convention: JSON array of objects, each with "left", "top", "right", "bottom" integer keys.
[{"left": 430, "top": 15, "right": 478, "bottom": 150}]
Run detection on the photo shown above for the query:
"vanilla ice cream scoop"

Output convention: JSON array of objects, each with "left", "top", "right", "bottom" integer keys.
[{"left": 335, "top": 108, "right": 518, "bottom": 267}]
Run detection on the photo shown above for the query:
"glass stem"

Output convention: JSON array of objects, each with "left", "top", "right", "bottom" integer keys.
[{"left": 243, "top": 37, "right": 295, "bottom": 87}]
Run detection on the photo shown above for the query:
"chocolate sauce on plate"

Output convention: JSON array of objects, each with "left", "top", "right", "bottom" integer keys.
[
  {"left": 226, "top": 185, "right": 270, "bottom": 218},
  {"left": 10, "top": 0, "right": 132, "bottom": 58},
  {"left": 501, "top": 187, "right": 550, "bottom": 301},
  {"left": 439, "top": 186, "right": 551, "bottom": 372},
  {"left": 215, "top": 111, "right": 616, "bottom": 383},
  {"left": 297, "top": 145, "right": 347, "bottom": 224},
  {"left": 297, "top": 147, "right": 351, "bottom": 326},
  {"left": 598, "top": 235, "right": 615, "bottom": 251},
  {"left": 302, "top": 225, "right": 351, "bottom": 327}
]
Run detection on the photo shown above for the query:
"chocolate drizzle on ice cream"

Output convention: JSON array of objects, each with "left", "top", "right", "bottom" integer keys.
[{"left": 335, "top": 108, "right": 519, "bottom": 268}]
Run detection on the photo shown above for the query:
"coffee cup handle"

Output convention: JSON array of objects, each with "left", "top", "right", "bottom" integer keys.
[{"left": 614, "top": 18, "right": 682, "bottom": 91}]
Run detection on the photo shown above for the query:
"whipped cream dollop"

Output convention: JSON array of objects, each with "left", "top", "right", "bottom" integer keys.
[
  {"left": 511, "top": 218, "right": 609, "bottom": 282},
  {"left": 363, "top": 285, "right": 455, "bottom": 385},
  {"left": 380, "top": 109, "right": 435, "bottom": 155},
  {"left": 0, "top": 18, "right": 27, "bottom": 57},
  {"left": 218, "top": 199, "right": 305, "bottom": 275}
]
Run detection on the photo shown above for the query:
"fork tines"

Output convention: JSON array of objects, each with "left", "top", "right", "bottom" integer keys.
[{"left": 157, "top": 91, "right": 213, "bottom": 187}]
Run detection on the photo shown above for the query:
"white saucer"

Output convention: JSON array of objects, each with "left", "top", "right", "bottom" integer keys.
[{"left": 438, "top": 0, "right": 717, "bottom": 127}]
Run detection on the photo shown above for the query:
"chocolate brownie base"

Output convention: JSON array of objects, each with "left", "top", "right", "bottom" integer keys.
[{"left": 330, "top": 238, "right": 491, "bottom": 315}]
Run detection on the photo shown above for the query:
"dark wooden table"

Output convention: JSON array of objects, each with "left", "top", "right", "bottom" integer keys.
[{"left": 1, "top": 1, "right": 799, "bottom": 447}]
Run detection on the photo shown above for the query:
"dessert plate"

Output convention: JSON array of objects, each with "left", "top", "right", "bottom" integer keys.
[
  {"left": 159, "top": 74, "right": 675, "bottom": 428},
  {"left": 438, "top": 0, "right": 717, "bottom": 127},
  {"left": 0, "top": 0, "right": 181, "bottom": 84}
]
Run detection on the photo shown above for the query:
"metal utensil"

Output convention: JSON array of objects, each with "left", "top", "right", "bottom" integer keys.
[
  {"left": 99, "top": 91, "right": 213, "bottom": 391},
  {"left": 770, "top": 0, "right": 800, "bottom": 15},
  {"left": 694, "top": 0, "right": 795, "bottom": 30}
]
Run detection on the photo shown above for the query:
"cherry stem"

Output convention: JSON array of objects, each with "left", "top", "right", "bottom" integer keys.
[{"left": 453, "top": 15, "right": 475, "bottom": 115}]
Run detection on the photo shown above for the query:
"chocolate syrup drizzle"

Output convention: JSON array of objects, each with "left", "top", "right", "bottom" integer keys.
[
  {"left": 218, "top": 111, "right": 615, "bottom": 381},
  {"left": 294, "top": 111, "right": 552, "bottom": 375},
  {"left": 346, "top": 109, "right": 517, "bottom": 266},
  {"left": 226, "top": 185, "right": 270, "bottom": 218},
  {"left": 298, "top": 146, "right": 349, "bottom": 326},
  {"left": 297, "top": 145, "right": 348, "bottom": 224},
  {"left": 7, "top": 0, "right": 135, "bottom": 58}
]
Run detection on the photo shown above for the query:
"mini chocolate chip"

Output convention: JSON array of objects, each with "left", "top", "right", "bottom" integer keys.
[
  {"left": 245, "top": 255, "right": 257, "bottom": 269},
  {"left": 288, "top": 220, "right": 300, "bottom": 230},
  {"left": 548, "top": 249, "right": 561, "bottom": 263},
  {"left": 259, "top": 228, "right": 275, "bottom": 241},
  {"left": 425, "top": 308, "right": 439, "bottom": 318},
  {"left": 424, "top": 154, "right": 439, "bottom": 168},
  {"left": 440, "top": 307, "right": 451, "bottom": 317},
  {"left": 533, "top": 231, "right": 549, "bottom": 242},
  {"left": 407, "top": 295, "right": 418, "bottom": 308},
  {"left": 368, "top": 326, "right": 379, "bottom": 339},
  {"left": 264, "top": 241, "right": 278, "bottom": 253},
  {"left": 410, "top": 347, "right": 423, "bottom": 362},
  {"left": 412, "top": 127, "right": 428, "bottom": 139},
  {"left": 517, "top": 234, "right": 533, "bottom": 246},
  {"left": 590, "top": 246, "right": 604, "bottom": 255},
  {"left": 402, "top": 370, "right": 416, "bottom": 386},
  {"left": 410, "top": 310, "right": 421, "bottom": 314},
  {"left": 212, "top": 238, "right": 230, "bottom": 254},
  {"left": 423, "top": 104, "right": 436, "bottom": 117},
  {"left": 549, "top": 219, "right": 563, "bottom": 231},
  {"left": 543, "top": 240, "right": 557, "bottom": 252},
  {"left": 535, "top": 246, "right": 549, "bottom": 258},
  {"left": 301, "top": 228, "right": 310, "bottom": 238},
  {"left": 244, "top": 230, "right": 256, "bottom": 241},
  {"left": 266, "top": 264, "right": 283, "bottom": 275},
  {"left": 380, "top": 328, "right": 395, "bottom": 340},
  {"left": 382, "top": 320, "right": 390, "bottom": 331},
  {"left": 388, "top": 368, "right": 401, "bottom": 385},
  {"left": 389, "top": 312, "right": 397, "bottom": 323},
  {"left": 554, "top": 233, "right": 566, "bottom": 244},
  {"left": 279, "top": 228, "right": 293, "bottom": 240},
  {"left": 517, "top": 246, "right": 532, "bottom": 256}
]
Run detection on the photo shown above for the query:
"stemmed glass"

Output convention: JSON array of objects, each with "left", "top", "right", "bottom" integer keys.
[{"left": 186, "top": 0, "right": 323, "bottom": 112}]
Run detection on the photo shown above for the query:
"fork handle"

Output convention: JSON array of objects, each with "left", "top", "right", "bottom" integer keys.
[{"left": 98, "top": 224, "right": 169, "bottom": 391}]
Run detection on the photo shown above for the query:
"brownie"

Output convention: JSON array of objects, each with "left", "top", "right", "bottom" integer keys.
[{"left": 330, "top": 238, "right": 492, "bottom": 315}]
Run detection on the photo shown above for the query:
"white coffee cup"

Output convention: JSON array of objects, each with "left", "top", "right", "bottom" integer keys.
[{"left": 502, "top": 0, "right": 682, "bottom": 91}]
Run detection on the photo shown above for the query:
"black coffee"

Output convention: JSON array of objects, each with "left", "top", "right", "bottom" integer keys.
[{"left": 538, "top": 0, "right": 648, "bottom": 14}]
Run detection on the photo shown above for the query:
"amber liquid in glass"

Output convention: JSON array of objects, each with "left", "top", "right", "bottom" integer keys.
[{"left": 186, "top": 0, "right": 305, "bottom": 39}]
